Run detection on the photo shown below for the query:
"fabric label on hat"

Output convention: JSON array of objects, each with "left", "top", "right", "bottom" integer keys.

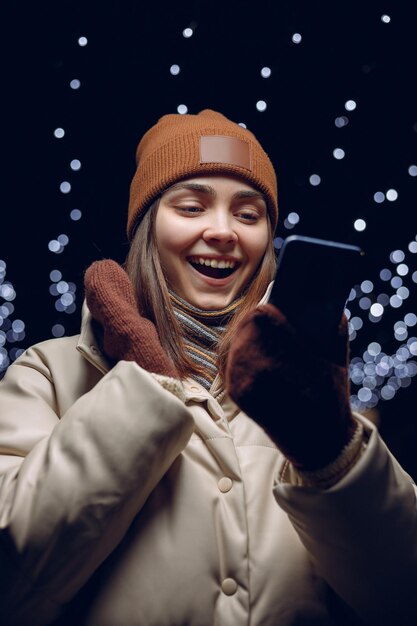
[{"left": 200, "top": 136, "right": 251, "bottom": 170}]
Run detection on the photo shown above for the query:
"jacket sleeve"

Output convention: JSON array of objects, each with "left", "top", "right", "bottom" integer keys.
[
  {"left": 0, "top": 348, "right": 194, "bottom": 625},
  {"left": 273, "top": 415, "right": 417, "bottom": 625}
]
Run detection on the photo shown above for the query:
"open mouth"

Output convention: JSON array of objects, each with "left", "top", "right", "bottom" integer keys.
[{"left": 187, "top": 256, "right": 240, "bottom": 279}]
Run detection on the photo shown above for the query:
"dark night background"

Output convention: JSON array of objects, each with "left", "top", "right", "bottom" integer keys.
[{"left": 1, "top": 1, "right": 417, "bottom": 475}]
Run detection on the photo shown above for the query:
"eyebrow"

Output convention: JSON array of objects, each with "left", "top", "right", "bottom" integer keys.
[{"left": 165, "top": 182, "right": 266, "bottom": 203}]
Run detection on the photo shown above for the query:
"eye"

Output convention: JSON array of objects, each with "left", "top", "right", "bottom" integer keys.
[
  {"left": 175, "top": 205, "right": 204, "bottom": 215},
  {"left": 236, "top": 210, "right": 259, "bottom": 223}
]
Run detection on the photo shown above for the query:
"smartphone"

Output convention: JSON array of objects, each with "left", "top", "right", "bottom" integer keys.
[{"left": 268, "top": 235, "right": 364, "bottom": 343}]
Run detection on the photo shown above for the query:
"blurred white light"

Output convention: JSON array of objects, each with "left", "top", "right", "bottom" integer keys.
[
  {"left": 61, "top": 293, "right": 74, "bottom": 306},
  {"left": 78, "top": 36, "right": 88, "bottom": 46},
  {"left": 50, "top": 269, "right": 62, "bottom": 282},
  {"left": 413, "top": 271, "right": 417, "bottom": 283},
  {"left": 396, "top": 346, "right": 410, "bottom": 361},
  {"left": 183, "top": 27, "right": 193, "bottom": 38},
  {"left": 373, "top": 191, "right": 385, "bottom": 203},
  {"left": 363, "top": 375, "right": 377, "bottom": 389},
  {"left": 256, "top": 100, "right": 267, "bottom": 112},
  {"left": 397, "top": 263, "right": 409, "bottom": 276},
  {"left": 335, "top": 116, "right": 349, "bottom": 128},
  {"left": 170, "top": 64, "right": 180, "bottom": 75},
  {"left": 377, "top": 293, "right": 389, "bottom": 306},
  {"left": 57, "top": 281, "right": 69, "bottom": 294},
  {"left": 381, "top": 385, "right": 395, "bottom": 400},
  {"left": 238, "top": 122, "right": 247, "bottom": 128},
  {"left": 70, "top": 209, "right": 82, "bottom": 221},
  {"left": 292, "top": 33, "right": 302, "bottom": 43},
  {"left": 261, "top": 66, "right": 271, "bottom": 78},
  {"left": 358, "top": 387, "right": 372, "bottom": 402},
  {"left": 408, "top": 241, "right": 417, "bottom": 253},
  {"left": 390, "top": 249, "right": 405, "bottom": 263},
  {"left": 70, "top": 79, "right": 81, "bottom": 90},
  {"left": 350, "top": 369, "right": 364, "bottom": 385},
  {"left": 395, "top": 329, "right": 408, "bottom": 342},
  {"left": 361, "top": 280, "right": 374, "bottom": 293},
  {"left": 287, "top": 212, "right": 300, "bottom": 224},
  {"left": 397, "top": 286, "right": 410, "bottom": 299},
  {"left": 48, "top": 240, "right": 61, "bottom": 253},
  {"left": 359, "top": 297, "right": 371, "bottom": 310},
  {"left": 370, "top": 303, "right": 384, "bottom": 317},
  {"left": 273, "top": 236, "right": 284, "bottom": 249},
  {"left": 347, "top": 287, "right": 357, "bottom": 301},
  {"left": 60, "top": 181, "right": 71, "bottom": 194},
  {"left": 368, "top": 342, "right": 381, "bottom": 356},
  {"left": 58, "top": 234, "right": 69, "bottom": 246},
  {"left": 350, "top": 316, "right": 363, "bottom": 330},
  {"left": 70, "top": 159, "right": 81, "bottom": 171},
  {"left": 391, "top": 276, "right": 402, "bottom": 288},
  {"left": 333, "top": 148, "right": 345, "bottom": 160},
  {"left": 381, "top": 14, "right": 391, "bottom": 23},
  {"left": 11, "top": 319, "right": 25, "bottom": 333},
  {"left": 406, "top": 364, "right": 417, "bottom": 377},
  {"left": 354, "top": 219, "right": 366, "bottom": 231},
  {"left": 345, "top": 99, "right": 357, "bottom": 111},
  {"left": 386, "top": 188, "right": 398, "bottom": 201},
  {"left": 309, "top": 174, "right": 321, "bottom": 186},
  {"left": 0, "top": 284, "right": 15, "bottom": 301},
  {"left": 54, "top": 128, "right": 65, "bottom": 139},
  {"left": 408, "top": 165, "right": 417, "bottom": 177},
  {"left": 390, "top": 295, "right": 403, "bottom": 308},
  {"left": 405, "top": 313, "right": 417, "bottom": 327},
  {"left": 52, "top": 324, "right": 65, "bottom": 337},
  {"left": 177, "top": 104, "right": 188, "bottom": 114},
  {"left": 380, "top": 268, "right": 392, "bottom": 281}
]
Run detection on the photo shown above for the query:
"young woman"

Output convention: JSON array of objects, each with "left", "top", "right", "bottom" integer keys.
[{"left": 0, "top": 110, "right": 416, "bottom": 626}]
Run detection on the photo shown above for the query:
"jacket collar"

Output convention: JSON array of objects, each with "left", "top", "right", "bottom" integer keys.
[{"left": 76, "top": 301, "right": 111, "bottom": 374}]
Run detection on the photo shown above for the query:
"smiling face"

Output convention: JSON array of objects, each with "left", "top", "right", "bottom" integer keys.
[{"left": 155, "top": 175, "right": 270, "bottom": 310}]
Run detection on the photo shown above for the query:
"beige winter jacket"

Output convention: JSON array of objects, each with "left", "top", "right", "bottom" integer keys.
[{"left": 0, "top": 304, "right": 417, "bottom": 626}]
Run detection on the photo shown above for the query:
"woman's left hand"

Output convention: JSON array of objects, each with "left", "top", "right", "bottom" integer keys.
[{"left": 225, "top": 304, "right": 357, "bottom": 471}]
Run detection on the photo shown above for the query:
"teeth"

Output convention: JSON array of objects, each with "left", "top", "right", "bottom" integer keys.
[{"left": 190, "top": 257, "right": 236, "bottom": 269}]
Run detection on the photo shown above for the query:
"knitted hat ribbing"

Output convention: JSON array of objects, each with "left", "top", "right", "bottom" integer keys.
[{"left": 127, "top": 109, "right": 278, "bottom": 239}]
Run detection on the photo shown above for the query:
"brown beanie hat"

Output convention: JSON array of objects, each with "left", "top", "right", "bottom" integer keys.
[{"left": 127, "top": 109, "right": 278, "bottom": 239}]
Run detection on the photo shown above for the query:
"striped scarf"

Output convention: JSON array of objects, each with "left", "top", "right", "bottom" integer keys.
[{"left": 169, "top": 291, "right": 243, "bottom": 389}]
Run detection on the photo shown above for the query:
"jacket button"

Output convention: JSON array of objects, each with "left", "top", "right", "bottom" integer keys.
[
  {"left": 218, "top": 477, "right": 233, "bottom": 493},
  {"left": 90, "top": 345, "right": 101, "bottom": 355},
  {"left": 221, "top": 578, "right": 238, "bottom": 596}
]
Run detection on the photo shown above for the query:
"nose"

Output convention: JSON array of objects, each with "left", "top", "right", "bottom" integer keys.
[{"left": 202, "top": 211, "right": 238, "bottom": 245}]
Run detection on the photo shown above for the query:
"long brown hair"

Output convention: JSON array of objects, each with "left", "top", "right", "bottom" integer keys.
[{"left": 125, "top": 199, "right": 276, "bottom": 381}]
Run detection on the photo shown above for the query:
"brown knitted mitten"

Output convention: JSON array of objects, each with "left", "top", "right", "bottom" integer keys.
[
  {"left": 84, "top": 260, "right": 178, "bottom": 378},
  {"left": 226, "top": 303, "right": 357, "bottom": 471}
]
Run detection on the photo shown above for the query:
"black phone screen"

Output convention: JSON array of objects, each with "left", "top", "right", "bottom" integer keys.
[{"left": 268, "top": 235, "right": 364, "bottom": 342}]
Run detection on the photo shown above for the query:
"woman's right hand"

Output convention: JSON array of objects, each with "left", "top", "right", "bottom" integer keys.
[{"left": 84, "top": 260, "right": 178, "bottom": 378}]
